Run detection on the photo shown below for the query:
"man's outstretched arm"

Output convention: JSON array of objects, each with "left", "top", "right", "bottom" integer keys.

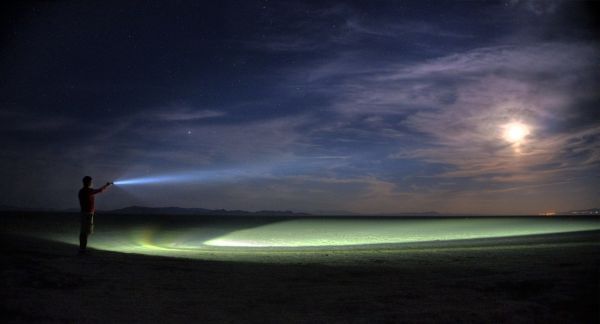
[{"left": 92, "top": 182, "right": 113, "bottom": 195}]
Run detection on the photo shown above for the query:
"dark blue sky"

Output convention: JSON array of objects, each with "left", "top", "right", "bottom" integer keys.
[{"left": 1, "top": 0, "right": 598, "bottom": 214}]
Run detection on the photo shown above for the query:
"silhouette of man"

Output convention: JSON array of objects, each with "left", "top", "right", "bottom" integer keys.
[{"left": 78, "top": 176, "right": 112, "bottom": 254}]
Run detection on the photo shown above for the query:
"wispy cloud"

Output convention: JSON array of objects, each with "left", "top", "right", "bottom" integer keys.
[
  {"left": 509, "top": 0, "right": 563, "bottom": 16},
  {"left": 242, "top": 3, "right": 473, "bottom": 53},
  {"left": 288, "top": 41, "right": 600, "bottom": 206},
  {"left": 0, "top": 109, "right": 74, "bottom": 131},
  {"left": 152, "top": 108, "right": 225, "bottom": 121},
  {"left": 345, "top": 18, "right": 473, "bottom": 39}
]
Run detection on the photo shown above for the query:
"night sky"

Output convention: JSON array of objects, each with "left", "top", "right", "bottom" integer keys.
[{"left": 1, "top": 0, "right": 598, "bottom": 214}]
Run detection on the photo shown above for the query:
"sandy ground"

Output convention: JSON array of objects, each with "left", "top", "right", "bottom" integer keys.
[{"left": 1, "top": 214, "right": 599, "bottom": 323}]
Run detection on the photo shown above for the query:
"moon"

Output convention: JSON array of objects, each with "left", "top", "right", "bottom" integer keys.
[{"left": 502, "top": 122, "right": 530, "bottom": 144}]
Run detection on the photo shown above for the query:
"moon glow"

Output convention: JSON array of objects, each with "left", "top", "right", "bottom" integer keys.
[{"left": 503, "top": 122, "right": 530, "bottom": 144}]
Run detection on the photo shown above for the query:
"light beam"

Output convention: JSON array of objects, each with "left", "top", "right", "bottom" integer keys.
[{"left": 113, "top": 168, "right": 259, "bottom": 186}]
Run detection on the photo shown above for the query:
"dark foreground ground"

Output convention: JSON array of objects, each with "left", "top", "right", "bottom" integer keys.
[{"left": 1, "top": 231, "right": 599, "bottom": 323}]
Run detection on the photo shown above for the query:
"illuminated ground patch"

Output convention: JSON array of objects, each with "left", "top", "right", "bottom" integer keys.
[
  {"left": 43, "top": 217, "right": 600, "bottom": 262},
  {"left": 201, "top": 218, "right": 600, "bottom": 247}
]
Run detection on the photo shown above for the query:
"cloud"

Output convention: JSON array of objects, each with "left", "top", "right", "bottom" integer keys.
[
  {"left": 345, "top": 19, "right": 473, "bottom": 40},
  {"left": 509, "top": 0, "right": 563, "bottom": 16},
  {"left": 93, "top": 111, "right": 312, "bottom": 169},
  {"left": 0, "top": 109, "right": 74, "bottom": 132},
  {"left": 242, "top": 3, "right": 473, "bottom": 54},
  {"left": 290, "top": 41, "right": 599, "bottom": 198},
  {"left": 152, "top": 108, "right": 225, "bottom": 121}
]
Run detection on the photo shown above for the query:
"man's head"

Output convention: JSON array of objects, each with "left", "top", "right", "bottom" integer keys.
[{"left": 82, "top": 176, "right": 92, "bottom": 188}]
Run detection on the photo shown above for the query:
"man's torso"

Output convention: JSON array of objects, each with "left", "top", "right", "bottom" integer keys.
[{"left": 78, "top": 187, "right": 97, "bottom": 212}]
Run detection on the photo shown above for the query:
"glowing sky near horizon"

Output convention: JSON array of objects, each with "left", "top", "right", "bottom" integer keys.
[{"left": 1, "top": 0, "right": 598, "bottom": 214}]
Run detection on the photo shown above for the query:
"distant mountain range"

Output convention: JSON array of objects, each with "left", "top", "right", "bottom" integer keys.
[
  {"left": 374, "top": 211, "right": 443, "bottom": 216},
  {"left": 0, "top": 205, "right": 45, "bottom": 211},
  {"left": 105, "top": 207, "right": 447, "bottom": 216},
  {"left": 108, "top": 205, "right": 311, "bottom": 216},
  {"left": 0, "top": 204, "right": 598, "bottom": 216}
]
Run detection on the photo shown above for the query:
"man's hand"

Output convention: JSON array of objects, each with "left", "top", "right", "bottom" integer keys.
[{"left": 106, "top": 182, "right": 113, "bottom": 187}]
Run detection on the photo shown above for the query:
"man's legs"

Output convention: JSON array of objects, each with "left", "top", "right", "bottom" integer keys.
[
  {"left": 79, "top": 230, "right": 88, "bottom": 250},
  {"left": 79, "top": 212, "right": 94, "bottom": 252}
]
